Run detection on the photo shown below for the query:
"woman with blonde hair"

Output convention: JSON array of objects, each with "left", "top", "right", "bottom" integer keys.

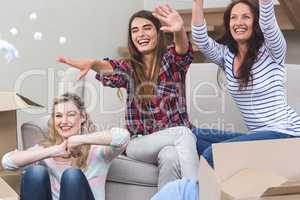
[{"left": 1, "top": 93, "right": 130, "bottom": 200}]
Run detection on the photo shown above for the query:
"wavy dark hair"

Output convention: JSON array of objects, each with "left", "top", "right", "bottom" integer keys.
[
  {"left": 127, "top": 10, "right": 167, "bottom": 100},
  {"left": 218, "top": 0, "right": 264, "bottom": 89}
]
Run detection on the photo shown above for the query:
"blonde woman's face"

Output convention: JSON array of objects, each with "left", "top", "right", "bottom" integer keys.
[{"left": 54, "top": 101, "right": 85, "bottom": 138}]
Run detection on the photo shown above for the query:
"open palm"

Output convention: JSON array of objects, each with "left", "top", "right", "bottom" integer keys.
[
  {"left": 58, "top": 56, "right": 95, "bottom": 80},
  {"left": 152, "top": 4, "right": 184, "bottom": 33}
]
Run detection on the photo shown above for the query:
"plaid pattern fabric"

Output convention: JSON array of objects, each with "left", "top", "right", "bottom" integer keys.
[{"left": 96, "top": 42, "right": 194, "bottom": 137}]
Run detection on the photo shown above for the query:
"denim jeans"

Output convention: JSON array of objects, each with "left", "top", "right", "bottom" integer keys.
[
  {"left": 151, "top": 178, "right": 199, "bottom": 200},
  {"left": 192, "top": 128, "right": 295, "bottom": 168},
  {"left": 21, "top": 165, "right": 95, "bottom": 200}
]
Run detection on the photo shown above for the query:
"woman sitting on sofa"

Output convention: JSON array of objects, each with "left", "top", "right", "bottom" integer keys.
[
  {"left": 58, "top": 4, "right": 199, "bottom": 189},
  {"left": 151, "top": 0, "right": 300, "bottom": 199},
  {"left": 1, "top": 93, "right": 130, "bottom": 200}
]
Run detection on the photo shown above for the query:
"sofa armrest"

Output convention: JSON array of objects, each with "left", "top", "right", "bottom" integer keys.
[{"left": 21, "top": 116, "right": 50, "bottom": 150}]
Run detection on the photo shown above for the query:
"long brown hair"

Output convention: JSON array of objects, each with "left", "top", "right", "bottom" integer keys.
[
  {"left": 127, "top": 10, "right": 167, "bottom": 100},
  {"left": 41, "top": 93, "right": 96, "bottom": 170},
  {"left": 218, "top": 0, "right": 264, "bottom": 89}
]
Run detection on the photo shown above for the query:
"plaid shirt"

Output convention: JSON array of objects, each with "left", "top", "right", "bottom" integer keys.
[{"left": 96, "top": 42, "right": 194, "bottom": 137}]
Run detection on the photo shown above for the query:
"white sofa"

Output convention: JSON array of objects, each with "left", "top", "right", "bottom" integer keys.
[{"left": 19, "top": 63, "right": 300, "bottom": 200}]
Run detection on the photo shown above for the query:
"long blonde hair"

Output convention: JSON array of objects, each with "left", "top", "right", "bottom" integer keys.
[{"left": 40, "top": 93, "right": 96, "bottom": 170}]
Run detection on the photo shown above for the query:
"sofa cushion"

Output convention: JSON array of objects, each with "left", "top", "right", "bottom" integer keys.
[{"left": 108, "top": 155, "right": 158, "bottom": 187}]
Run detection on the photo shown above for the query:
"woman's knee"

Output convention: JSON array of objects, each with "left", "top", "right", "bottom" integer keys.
[
  {"left": 61, "top": 168, "right": 84, "bottom": 183},
  {"left": 176, "top": 126, "right": 196, "bottom": 141},
  {"left": 23, "top": 165, "right": 49, "bottom": 183},
  {"left": 202, "top": 147, "right": 214, "bottom": 168},
  {"left": 158, "top": 146, "right": 179, "bottom": 163}
]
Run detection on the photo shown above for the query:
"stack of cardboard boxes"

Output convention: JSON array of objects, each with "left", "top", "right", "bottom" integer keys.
[{"left": 0, "top": 92, "right": 41, "bottom": 200}]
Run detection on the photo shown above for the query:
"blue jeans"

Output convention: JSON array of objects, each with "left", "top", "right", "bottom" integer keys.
[
  {"left": 21, "top": 165, "right": 95, "bottom": 200},
  {"left": 192, "top": 128, "right": 295, "bottom": 168},
  {"left": 151, "top": 178, "right": 199, "bottom": 200}
]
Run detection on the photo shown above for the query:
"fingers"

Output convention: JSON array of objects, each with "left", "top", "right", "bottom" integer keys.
[
  {"left": 57, "top": 55, "right": 67, "bottom": 63},
  {"left": 152, "top": 11, "right": 166, "bottom": 23},
  {"left": 153, "top": 4, "right": 172, "bottom": 21},
  {"left": 57, "top": 56, "right": 79, "bottom": 69},
  {"left": 57, "top": 56, "right": 75, "bottom": 67},
  {"left": 160, "top": 26, "right": 171, "bottom": 32},
  {"left": 77, "top": 71, "right": 87, "bottom": 81},
  {"left": 68, "top": 147, "right": 81, "bottom": 158},
  {"left": 165, "top": 4, "right": 174, "bottom": 13},
  {"left": 155, "top": 5, "right": 170, "bottom": 17}
]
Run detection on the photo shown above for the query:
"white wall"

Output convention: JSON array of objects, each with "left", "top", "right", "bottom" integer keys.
[
  {"left": 0, "top": 0, "right": 143, "bottom": 147},
  {"left": 144, "top": 0, "right": 234, "bottom": 10},
  {"left": 144, "top": 0, "right": 279, "bottom": 10},
  {"left": 1, "top": 0, "right": 298, "bottom": 147},
  {"left": 285, "top": 31, "right": 300, "bottom": 64}
]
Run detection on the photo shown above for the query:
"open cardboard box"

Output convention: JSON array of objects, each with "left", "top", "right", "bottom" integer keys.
[
  {"left": 0, "top": 92, "right": 42, "bottom": 170},
  {"left": 0, "top": 177, "right": 19, "bottom": 200},
  {"left": 0, "top": 92, "right": 42, "bottom": 198},
  {"left": 199, "top": 138, "right": 300, "bottom": 200}
]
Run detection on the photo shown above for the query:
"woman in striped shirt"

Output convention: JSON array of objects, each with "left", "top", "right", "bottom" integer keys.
[
  {"left": 191, "top": 0, "right": 300, "bottom": 168},
  {"left": 151, "top": 0, "right": 300, "bottom": 199}
]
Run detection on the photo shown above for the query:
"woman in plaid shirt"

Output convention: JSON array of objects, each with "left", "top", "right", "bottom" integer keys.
[{"left": 58, "top": 4, "right": 199, "bottom": 189}]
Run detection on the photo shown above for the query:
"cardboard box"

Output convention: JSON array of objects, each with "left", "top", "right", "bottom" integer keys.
[
  {"left": 0, "top": 92, "right": 42, "bottom": 171},
  {"left": 199, "top": 138, "right": 300, "bottom": 200},
  {"left": 0, "top": 176, "right": 19, "bottom": 200},
  {"left": 0, "top": 171, "right": 21, "bottom": 195}
]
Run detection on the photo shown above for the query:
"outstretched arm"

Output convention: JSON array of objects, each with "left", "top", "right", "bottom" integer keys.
[
  {"left": 192, "top": 0, "right": 205, "bottom": 26},
  {"left": 67, "top": 128, "right": 130, "bottom": 148},
  {"left": 259, "top": 0, "right": 287, "bottom": 64},
  {"left": 191, "top": 0, "right": 226, "bottom": 67},
  {"left": 67, "top": 128, "right": 130, "bottom": 161},
  {"left": 2, "top": 141, "right": 70, "bottom": 170},
  {"left": 152, "top": 4, "right": 189, "bottom": 55},
  {"left": 58, "top": 56, "right": 113, "bottom": 80}
]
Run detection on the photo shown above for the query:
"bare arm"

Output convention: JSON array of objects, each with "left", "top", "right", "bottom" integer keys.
[
  {"left": 58, "top": 56, "right": 113, "bottom": 80},
  {"left": 3, "top": 141, "right": 69, "bottom": 169},
  {"left": 153, "top": 4, "right": 189, "bottom": 55},
  {"left": 67, "top": 128, "right": 130, "bottom": 149},
  {"left": 192, "top": 0, "right": 205, "bottom": 26},
  {"left": 173, "top": 25, "right": 189, "bottom": 55}
]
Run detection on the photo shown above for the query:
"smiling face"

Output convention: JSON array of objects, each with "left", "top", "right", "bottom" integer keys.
[
  {"left": 130, "top": 17, "right": 158, "bottom": 55},
  {"left": 229, "top": 3, "right": 254, "bottom": 45},
  {"left": 54, "top": 101, "right": 85, "bottom": 139}
]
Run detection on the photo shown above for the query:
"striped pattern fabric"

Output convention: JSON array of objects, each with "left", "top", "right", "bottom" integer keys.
[{"left": 192, "top": 0, "right": 300, "bottom": 136}]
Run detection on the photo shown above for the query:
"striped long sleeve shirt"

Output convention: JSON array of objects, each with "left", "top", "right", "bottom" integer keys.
[{"left": 192, "top": 0, "right": 300, "bottom": 136}]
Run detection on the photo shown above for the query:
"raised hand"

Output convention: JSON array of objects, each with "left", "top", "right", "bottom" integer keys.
[
  {"left": 192, "top": 0, "right": 205, "bottom": 26},
  {"left": 152, "top": 4, "right": 184, "bottom": 33},
  {"left": 58, "top": 55, "right": 96, "bottom": 80}
]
